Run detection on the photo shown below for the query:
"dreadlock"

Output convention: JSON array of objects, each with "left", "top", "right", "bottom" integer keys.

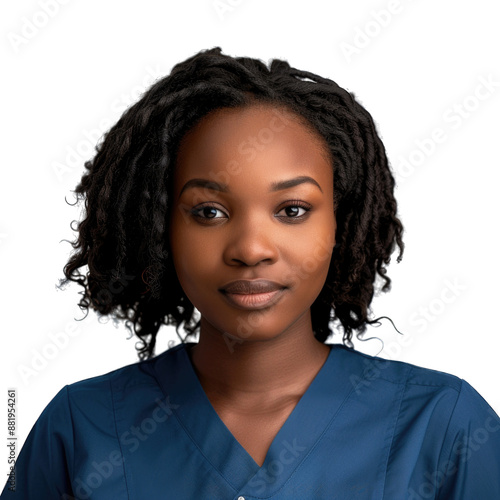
[{"left": 57, "top": 46, "right": 404, "bottom": 360}]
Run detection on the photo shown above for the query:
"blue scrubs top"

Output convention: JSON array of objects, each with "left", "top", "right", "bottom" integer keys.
[{"left": 2, "top": 342, "right": 500, "bottom": 499}]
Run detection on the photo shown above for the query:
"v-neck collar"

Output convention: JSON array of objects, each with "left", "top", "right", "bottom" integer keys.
[{"left": 153, "top": 342, "right": 357, "bottom": 497}]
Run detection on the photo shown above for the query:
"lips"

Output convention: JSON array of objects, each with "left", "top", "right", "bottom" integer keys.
[
  {"left": 220, "top": 279, "right": 285, "bottom": 295},
  {"left": 219, "top": 280, "right": 287, "bottom": 310}
]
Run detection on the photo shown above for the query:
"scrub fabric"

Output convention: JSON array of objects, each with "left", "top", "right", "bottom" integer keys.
[{"left": 2, "top": 342, "right": 500, "bottom": 499}]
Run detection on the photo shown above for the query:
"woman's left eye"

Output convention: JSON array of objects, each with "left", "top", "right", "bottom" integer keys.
[{"left": 276, "top": 201, "right": 312, "bottom": 219}]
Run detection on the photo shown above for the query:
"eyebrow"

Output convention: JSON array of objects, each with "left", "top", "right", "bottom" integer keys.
[{"left": 179, "top": 175, "right": 323, "bottom": 196}]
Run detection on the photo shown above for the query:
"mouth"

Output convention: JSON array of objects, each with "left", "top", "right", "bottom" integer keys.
[
  {"left": 220, "top": 288, "right": 287, "bottom": 310},
  {"left": 218, "top": 279, "right": 288, "bottom": 310}
]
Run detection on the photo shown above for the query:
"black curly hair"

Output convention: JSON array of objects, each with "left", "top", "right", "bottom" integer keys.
[{"left": 57, "top": 46, "right": 404, "bottom": 360}]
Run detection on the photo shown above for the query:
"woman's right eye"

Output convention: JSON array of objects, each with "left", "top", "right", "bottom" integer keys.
[{"left": 190, "top": 204, "right": 227, "bottom": 221}]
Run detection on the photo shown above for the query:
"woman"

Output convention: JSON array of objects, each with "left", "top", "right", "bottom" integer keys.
[{"left": 2, "top": 47, "right": 499, "bottom": 499}]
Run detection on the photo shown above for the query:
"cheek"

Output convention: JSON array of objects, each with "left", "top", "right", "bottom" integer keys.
[
  {"left": 169, "top": 248, "right": 206, "bottom": 310},
  {"left": 169, "top": 228, "right": 219, "bottom": 292},
  {"left": 279, "top": 238, "right": 332, "bottom": 295}
]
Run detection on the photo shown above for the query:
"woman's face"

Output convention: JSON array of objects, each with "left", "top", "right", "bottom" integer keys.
[{"left": 168, "top": 104, "right": 336, "bottom": 344}]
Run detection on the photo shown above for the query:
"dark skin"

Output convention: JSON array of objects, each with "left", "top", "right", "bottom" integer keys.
[{"left": 168, "top": 104, "right": 337, "bottom": 467}]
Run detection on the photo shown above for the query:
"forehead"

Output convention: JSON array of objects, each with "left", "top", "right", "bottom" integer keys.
[{"left": 172, "top": 104, "right": 333, "bottom": 194}]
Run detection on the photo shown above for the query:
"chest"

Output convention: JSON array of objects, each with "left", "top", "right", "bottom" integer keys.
[{"left": 212, "top": 403, "right": 298, "bottom": 467}]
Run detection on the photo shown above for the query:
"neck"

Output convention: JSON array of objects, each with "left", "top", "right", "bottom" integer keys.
[{"left": 187, "top": 313, "right": 331, "bottom": 411}]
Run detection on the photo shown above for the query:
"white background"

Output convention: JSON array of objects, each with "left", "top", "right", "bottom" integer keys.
[{"left": 1, "top": 0, "right": 499, "bottom": 479}]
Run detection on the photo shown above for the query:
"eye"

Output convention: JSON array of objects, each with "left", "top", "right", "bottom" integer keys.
[
  {"left": 276, "top": 200, "right": 312, "bottom": 220},
  {"left": 190, "top": 204, "right": 227, "bottom": 221}
]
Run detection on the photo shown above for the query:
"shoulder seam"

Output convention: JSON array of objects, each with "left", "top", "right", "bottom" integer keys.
[
  {"left": 369, "top": 373, "right": 462, "bottom": 392},
  {"left": 108, "top": 373, "right": 131, "bottom": 499},
  {"left": 436, "top": 378, "right": 464, "bottom": 498},
  {"left": 380, "top": 363, "right": 411, "bottom": 498},
  {"left": 405, "top": 380, "right": 462, "bottom": 391},
  {"left": 63, "top": 384, "right": 76, "bottom": 486},
  {"left": 337, "top": 346, "right": 462, "bottom": 390}
]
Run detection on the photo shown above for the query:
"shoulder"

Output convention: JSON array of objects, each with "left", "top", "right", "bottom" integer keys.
[
  {"left": 16, "top": 344, "right": 188, "bottom": 464},
  {"left": 4, "top": 346, "right": 187, "bottom": 496},
  {"left": 333, "top": 345, "right": 500, "bottom": 496},
  {"left": 331, "top": 343, "right": 500, "bottom": 422},
  {"left": 42, "top": 343, "right": 186, "bottom": 423},
  {"left": 332, "top": 343, "right": 463, "bottom": 393},
  {"left": 70, "top": 341, "right": 186, "bottom": 390},
  {"left": 333, "top": 343, "right": 500, "bottom": 442}
]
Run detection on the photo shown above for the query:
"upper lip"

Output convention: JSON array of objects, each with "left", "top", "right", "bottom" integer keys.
[{"left": 219, "top": 279, "right": 286, "bottom": 294}]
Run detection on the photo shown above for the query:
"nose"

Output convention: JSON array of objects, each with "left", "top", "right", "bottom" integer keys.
[{"left": 222, "top": 215, "right": 279, "bottom": 267}]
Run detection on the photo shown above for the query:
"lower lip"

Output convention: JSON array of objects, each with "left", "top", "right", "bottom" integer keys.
[{"left": 222, "top": 289, "right": 286, "bottom": 310}]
